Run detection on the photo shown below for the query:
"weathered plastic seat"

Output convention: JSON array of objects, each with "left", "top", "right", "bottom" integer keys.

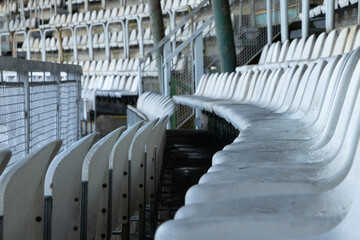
[
  {"left": 128, "top": 120, "right": 157, "bottom": 237},
  {"left": 117, "top": 30, "right": 124, "bottom": 47},
  {"left": 80, "top": 128, "right": 124, "bottom": 240},
  {"left": 321, "top": 29, "right": 338, "bottom": 58},
  {"left": 0, "top": 141, "right": 62, "bottom": 240},
  {"left": 44, "top": 133, "right": 98, "bottom": 240},
  {"left": 332, "top": 27, "right": 349, "bottom": 56},
  {"left": 344, "top": 25, "right": 359, "bottom": 53},
  {"left": 154, "top": 52, "right": 360, "bottom": 240},
  {"left": 108, "top": 122, "right": 143, "bottom": 236}
]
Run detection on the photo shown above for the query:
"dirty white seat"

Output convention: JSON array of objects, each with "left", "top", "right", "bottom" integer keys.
[
  {"left": 44, "top": 133, "right": 98, "bottom": 240},
  {"left": 154, "top": 49, "right": 360, "bottom": 240},
  {"left": 108, "top": 122, "right": 143, "bottom": 235},
  {"left": 128, "top": 120, "right": 158, "bottom": 236},
  {"left": 80, "top": 127, "right": 124, "bottom": 240},
  {"left": 0, "top": 141, "right": 62, "bottom": 240}
]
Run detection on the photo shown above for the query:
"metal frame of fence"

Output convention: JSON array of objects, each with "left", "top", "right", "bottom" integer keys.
[{"left": 0, "top": 56, "right": 82, "bottom": 163}]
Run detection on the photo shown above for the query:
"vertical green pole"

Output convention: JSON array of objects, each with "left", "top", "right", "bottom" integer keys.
[
  {"left": 148, "top": 0, "right": 165, "bottom": 92},
  {"left": 212, "top": 0, "right": 237, "bottom": 73}
]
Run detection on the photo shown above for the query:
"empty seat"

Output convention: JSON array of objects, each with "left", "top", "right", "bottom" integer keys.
[
  {"left": 44, "top": 133, "right": 98, "bottom": 240},
  {"left": 80, "top": 128, "right": 124, "bottom": 239},
  {"left": 0, "top": 141, "right": 62, "bottom": 240}
]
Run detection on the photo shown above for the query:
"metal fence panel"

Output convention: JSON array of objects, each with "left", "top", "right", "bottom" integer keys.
[{"left": 0, "top": 57, "right": 82, "bottom": 164}]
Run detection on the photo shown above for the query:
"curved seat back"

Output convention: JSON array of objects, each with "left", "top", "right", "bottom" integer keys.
[
  {"left": 109, "top": 122, "right": 143, "bottom": 231},
  {"left": 44, "top": 133, "right": 98, "bottom": 240},
  {"left": 80, "top": 128, "right": 124, "bottom": 240},
  {"left": 0, "top": 140, "right": 61, "bottom": 240}
]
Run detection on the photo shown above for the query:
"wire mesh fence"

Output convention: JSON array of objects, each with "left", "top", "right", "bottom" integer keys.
[
  {"left": 0, "top": 81, "right": 26, "bottom": 162},
  {"left": 0, "top": 57, "right": 81, "bottom": 164}
]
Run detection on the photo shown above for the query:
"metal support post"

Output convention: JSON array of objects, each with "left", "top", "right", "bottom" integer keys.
[
  {"left": 194, "top": 34, "right": 204, "bottom": 128},
  {"left": 212, "top": 0, "right": 237, "bottom": 73},
  {"left": 267, "top": 0, "right": 273, "bottom": 44},
  {"left": 280, "top": 0, "right": 289, "bottom": 42},
  {"left": 19, "top": 70, "right": 30, "bottom": 154},
  {"left": 326, "top": 0, "right": 335, "bottom": 31},
  {"left": 163, "top": 41, "right": 171, "bottom": 96},
  {"left": 302, "top": 0, "right": 309, "bottom": 38},
  {"left": 137, "top": 17, "right": 144, "bottom": 57}
]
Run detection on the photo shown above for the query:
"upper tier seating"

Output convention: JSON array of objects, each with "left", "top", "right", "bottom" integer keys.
[{"left": 155, "top": 41, "right": 360, "bottom": 238}]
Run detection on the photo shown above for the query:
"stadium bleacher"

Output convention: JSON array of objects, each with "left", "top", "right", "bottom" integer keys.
[{"left": 2, "top": 0, "right": 360, "bottom": 239}]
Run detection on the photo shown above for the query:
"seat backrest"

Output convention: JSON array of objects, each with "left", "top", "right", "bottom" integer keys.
[
  {"left": 248, "top": 70, "right": 272, "bottom": 104},
  {"left": 81, "top": 128, "right": 125, "bottom": 240},
  {"left": 0, "top": 141, "right": 62, "bottom": 240},
  {"left": 270, "top": 41, "right": 282, "bottom": 63},
  {"left": 352, "top": 27, "right": 360, "bottom": 51},
  {"left": 258, "top": 44, "right": 270, "bottom": 64},
  {"left": 130, "top": 5, "right": 137, "bottom": 15},
  {"left": 116, "top": 59, "right": 123, "bottom": 71},
  {"left": 44, "top": 133, "right": 98, "bottom": 240},
  {"left": 91, "top": 10, "right": 97, "bottom": 21},
  {"left": 344, "top": 25, "right": 359, "bottom": 53},
  {"left": 321, "top": 29, "right": 338, "bottom": 58},
  {"left": 265, "top": 43, "right": 275, "bottom": 63},
  {"left": 129, "top": 120, "right": 157, "bottom": 215},
  {"left": 241, "top": 71, "right": 259, "bottom": 103},
  {"left": 258, "top": 68, "right": 284, "bottom": 107},
  {"left": 84, "top": 11, "right": 90, "bottom": 22},
  {"left": 118, "top": 76, "right": 127, "bottom": 90},
  {"left": 97, "top": 9, "right": 104, "bottom": 20},
  {"left": 109, "top": 122, "right": 142, "bottom": 230},
  {"left": 108, "top": 59, "right": 117, "bottom": 72},
  {"left": 118, "top": 6, "right": 125, "bottom": 17},
  {"left": 284, "top": 38, "right": 298, "bottom": 61},
  {"left": 111, "top": 8, "right": 118, "bottom": 18},
  {"left": 300, "top": 34, "right": 316, "bottom": 60},
  {"left": 95, "top": 60, "right": 103, "bottom": 72},
  {"left": 98, "top": 33, "right": 105, "bottom": 44},
  {"left": 332, "top": 27, "right": 350, "bottom": 56}
]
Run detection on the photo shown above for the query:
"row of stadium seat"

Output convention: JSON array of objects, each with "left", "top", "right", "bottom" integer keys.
[
  {"left": 17, "top": 20, "right": 212, "bottom": 55},
  {"left": 238, "top": 26, "right": 359, "bottom": 72},
  {"left": 127, "top": 92, "right": 176, "bottom": 124},
  {"left": 158, "top": 44, "right": 360, "bottom": 239},
  {"left": 0, "top": 116, "right": 169, "bottom": 240}
]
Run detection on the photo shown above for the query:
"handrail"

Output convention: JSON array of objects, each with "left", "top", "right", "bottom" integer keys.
[
  {"left": 140, "top": 0, "right": 210, "bottom": 64},
  {"left": 0, "top": 55, "right": 82, "bottom": 73}
]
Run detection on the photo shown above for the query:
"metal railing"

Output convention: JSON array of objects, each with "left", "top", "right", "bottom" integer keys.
[{"left": 0, "top": 56, "right": 82, "bottom": 164}]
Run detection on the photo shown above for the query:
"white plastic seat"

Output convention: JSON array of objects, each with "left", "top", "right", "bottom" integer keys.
[
  {"left": 44, "top": 133, "right": 98, "bottom": 240},
  {"left": 321, "top": 29, "right": 337, "bottom": 58},
  {"left": 0, "top": 141, "right": 62, "bottom": 240},
  {"left": 130, "top": 5, "right": 137, "bottom": 16},
  {"left": 80, "top": 128, "right": 124, "bottom": 240},
  {"left": 129, "top": 29, "right": 138, "bottom": 46},
  {"left": 332, "top": 27, "right": 349, "bottom": 56},
  {"left": 92, "top": 33, "right": 99, "bottom": 48},
  {"left": 311, "top": 32, "right": 327, "bottom": 59},
  {"left": 110, "top": 32, "right": 118, "bottom": 47},
  {"left": 108, "top": 122, "right": 143, "bottom": 234},
  {"left": 111, "top": 8, "right": 118, "bottom": 20},
  {"left": 344, "top": 25, "right": 359, "bottom": 53},
  {"left": 97, "top": 9, "right": 104, "bottom": 22},
  {"left": 117, "top": 31, "right": 124, "bottom": 47}
]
